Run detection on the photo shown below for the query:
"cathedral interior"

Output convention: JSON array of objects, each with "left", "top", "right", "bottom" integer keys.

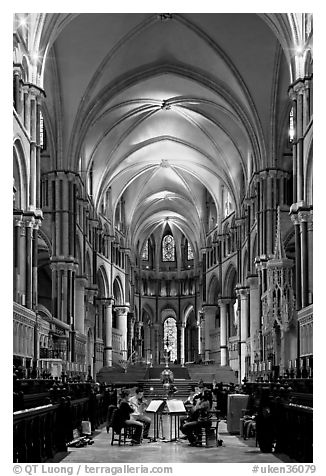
[{"left": 12, "top": 12, "right": 313, "bottom": 464}]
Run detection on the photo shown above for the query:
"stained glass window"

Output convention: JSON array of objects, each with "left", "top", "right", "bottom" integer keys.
[
  {"left": 164, "top": 317, "right": 177, "bottom": 362},
  {"left": 289, "top": 107, "right": 294, "bottom": 143},
  {"left": 142, "top": 240, "right": 149, "bottom": 260},
  {"left": 162, "top": 234, "right": 175, "bottom": 261},
  {"left": 187, "top": 240, "right": 194, "bottom": 260}
]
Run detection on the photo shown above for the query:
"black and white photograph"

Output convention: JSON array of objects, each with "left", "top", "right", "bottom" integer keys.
[{"left": 10, "top": 6, "right": 316, "bottom": 473}]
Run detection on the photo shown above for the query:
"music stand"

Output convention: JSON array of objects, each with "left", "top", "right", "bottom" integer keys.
[
  {"left": 164, "top": 399, "right": 187, "bottom": 442},
  {"left": 145, "top": 400, "right": 166, "bottom": 441}
]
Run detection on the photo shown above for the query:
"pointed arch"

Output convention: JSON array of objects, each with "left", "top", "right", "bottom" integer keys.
[
  {"left": 223, "top": 263, "right": 238, "bottom": 297},
  {"left": 207, "top": 274, "right": 221, "bottom": 304},
  {"left": 113, "top": 275, "right": 124, "bottom": 304},
  {"left": 13, "top": 138, "right": 28, "bottom": 210},
  {"left": 97, "top": 266, "right": 109, "bottom": 298}
]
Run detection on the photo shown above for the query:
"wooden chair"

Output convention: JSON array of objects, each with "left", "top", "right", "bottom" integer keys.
[
  {"left": 198, "top": 412, "right": 220, "bottom": 447},
  {"left": 109, "top": 408, "right": 136, "bottom": 446}
]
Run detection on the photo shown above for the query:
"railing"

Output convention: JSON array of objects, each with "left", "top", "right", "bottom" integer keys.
[
  {"left": 274, "top": 403, "right": 313, "bottom": 462},
  {"left": 13, "top": 393, "right": 107, "bottom": 463},
  {"left": 241, "top": 381, "right": 313, "bottom": 462}
]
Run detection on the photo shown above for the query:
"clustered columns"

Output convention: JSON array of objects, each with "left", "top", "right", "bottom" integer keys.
[
  {"left": 289, "top": 77, "right": 313, "bottom": 313},
  {"left": 202, "top": 305, "right": 217, "bottom": 362},
  {"left": 115, "top": 305, "right": 129, "bottom": 361},
  {"left": 218, "top": 298, "right": 230, "bottom": 366},
  {"left": 179, "top": 322, "right": 186, "bottom": 367},
  {"left": 254, "top": 170, "right": 289, "bottom": 258},
  {"left": 134, "top": 320, "right": 143, "bottom": 358},
  {"left": 101, "top": 298, "right": 114, "bottom": 367},
  {"left": 29, "top": 86, "right": 44, "bottom": 210},
  {"left": 289, "top": 79, "right": 312, "bottom": 205},
  {"left": 127, "top": 312, "right": 135, "bottom": 359},
  {"left": 236, "top": 286, "right": 249, "bottom": 383},
  {"left": 74, "top": 274, "right": 88, "bottom": 335},
  {"left": 13, "top": 212, "right": 42, "bottom": 309},
  {"left": 197, "top": 311, "right": 205, "bottom": 359},
  {"left": 290, "top": 210, "right": 313, "bottom": 310}
]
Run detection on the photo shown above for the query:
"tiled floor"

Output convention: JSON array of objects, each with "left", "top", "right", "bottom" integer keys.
[{"left": 55, "top": 419, "right": 296, "bottom": 464}]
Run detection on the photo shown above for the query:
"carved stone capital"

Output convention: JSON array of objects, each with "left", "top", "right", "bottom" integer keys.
[
  {"left": 298, "top": 210, "right": 313, "bottom": 224},
  {"left": 236, "top": 285, "right": 249, "bottom": 299},
  {"left": 115, "top": 305, "right": 129, "bottom": 317},
  {"left": 217, "top": 297, "right": 231, "bottom": 308}
]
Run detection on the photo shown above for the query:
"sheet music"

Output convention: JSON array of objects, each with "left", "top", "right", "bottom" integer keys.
[
  {"left": 166, "top": 399, "right": 187, "bottom": 414},
  {"left": 145, "top": 400, "right": 165, "bottom": 413}
]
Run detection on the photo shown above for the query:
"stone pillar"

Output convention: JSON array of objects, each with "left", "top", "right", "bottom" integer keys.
[
  {"left": 144, "top": 324, "right": 151, "bottom": 363},
  {"left": 24, "top": 216, "right": 34, "bottom": 309},
  {"left": 291, "top": 213, "right": 302, "bottom": 310},
  {"left": 236, "top": 286, "right": 249, "bottom": 383},
  {"left": 266, "top": 172, "right": 273, "bottom": 255},
  {"left": 247, "top": 275, "right": 260, "bottom": 367},
  {"left": 180, "top": 322, "right": 185, "bottom": 367},
  {"left": 75, "top": 275, "right": 87, "bottom": 334},
  {"left": 115, "top": 305, "right": 129, "bottom": 361},
  {"left": 13, "top": 69, "right": 22, "bottom": 113},
  {"left": 23, "top": 85, "right": 30, "bottom": 135},
  {"left": 197, "top": 311, "right": 204, "bottom": 359},
  {"left": 13, "top": 214, "right": 23, "bottom": 302},
  {"left": 127, "top": 312, "right": 135, "bottom": 358},
  {"left": 306, "top": 212, "right": 313, "bottom": 304},
  {"left": 103, "top": 298, "right": 114, "bottom": 367},
  {"left": 298, "top": 210, "right": 312, "bottom": 308},
  {"left": 218, "top": 298, "right": 229, "bottom": 366},
  {"left": 32, "top": 219, "right": 41, "bottom": 310},
  {"left": 202, "top": 305, "right": 217, "bottom": 362},
  {"left": 150, "top": 325, "right": 155, "bottom": 364}
]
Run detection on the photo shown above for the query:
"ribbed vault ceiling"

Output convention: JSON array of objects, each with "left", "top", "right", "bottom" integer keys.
[{"left": 41, "top": 13, "right": 290, "bottom": 252}]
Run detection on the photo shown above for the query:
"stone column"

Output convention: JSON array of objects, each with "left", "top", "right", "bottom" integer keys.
[
  {"left": 13, "top": 69, "right": 21, "bottom": 113},
  {"left": 266, "top": 172, "right": 273, "bottom": 255},
  {"left": 202, "top": 305, "right": 217, "bottom": 362},
  {"left": 115, "top": 305, "right": 129, "bottom": 361},
  {"left": 24, "top": 216, "right": 34, "bottom": 309},
  {"left": 298, "top": 210, "right": 312, "bottom": 308},
  {"left": 306, "top": 211, "right": 313, "bottom": 304},
  {"left": 218, "top": 298, "right": 229, "bottom": 366},
  {"left": 291, "top": 213, "right": 302, "bottom": 310},
  {"left": 103, "top": 298, "right": 114, "bottom": 367},
  {"left": 180, "top": 322, "right": 185, "bottom": 367},
  {"left": 247, "top": 275, "right": 260, "bottom": 367},
  {"left": 236, "top": 286, "right": 249, "bottom": 383},
  {"left": 75, "top": 275, "right": 87, "bottom": 334},
  {"left": 127, "top": 312, "right": 135, "bottom": 358},
  {"left": 32, "top": 219, "right": 41, "bottom": 310},
  {"left": 144, "top": 324, "right": 151, "bottom": 363},
  {"left": 197, "top": 311, "right": 204, "bottom": 359},
  {"left": 150, "top": 325, "right": 155, "bottom": 364},
  {"left": 13, "top": 214, "right": 23, "bottom": 302}
]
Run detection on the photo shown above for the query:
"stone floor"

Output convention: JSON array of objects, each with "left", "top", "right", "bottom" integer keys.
[{"left": 53, "top": 418, "right": 297, "bottom": 464}]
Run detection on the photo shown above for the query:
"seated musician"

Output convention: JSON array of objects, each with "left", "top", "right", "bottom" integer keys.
[
  {"left": 118, "top": 389, "right": 143, "bottom": 445},
  {"left": 129, "top": 388, "right": 151, "bottom": 439},
  {"left": 181, "top": 390, "right": 212, "bottom": 446}
]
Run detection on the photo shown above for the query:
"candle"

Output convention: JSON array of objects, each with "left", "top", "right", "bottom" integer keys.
[
  {"left": 268, "top": 361, "right": 272, "bottom": 371},
  {"left": 289, "top": 360, "right": 292, "bottom": 369}
]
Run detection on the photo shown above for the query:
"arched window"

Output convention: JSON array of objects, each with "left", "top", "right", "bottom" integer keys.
[
  {"left": 162, "top": 234, "right": 175, "bottom": 262},
  {"left": 164, "top": 317, "right": 177, "bottom": 362},
  {"left": 289, "top": 107, "right": 294, "bottom": 143},
  {"left": 187, "top": 240, "right": 194, "bottom": 260},
  {"left": 142, "top": 240, "right": 149, "bottom": 260}
]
